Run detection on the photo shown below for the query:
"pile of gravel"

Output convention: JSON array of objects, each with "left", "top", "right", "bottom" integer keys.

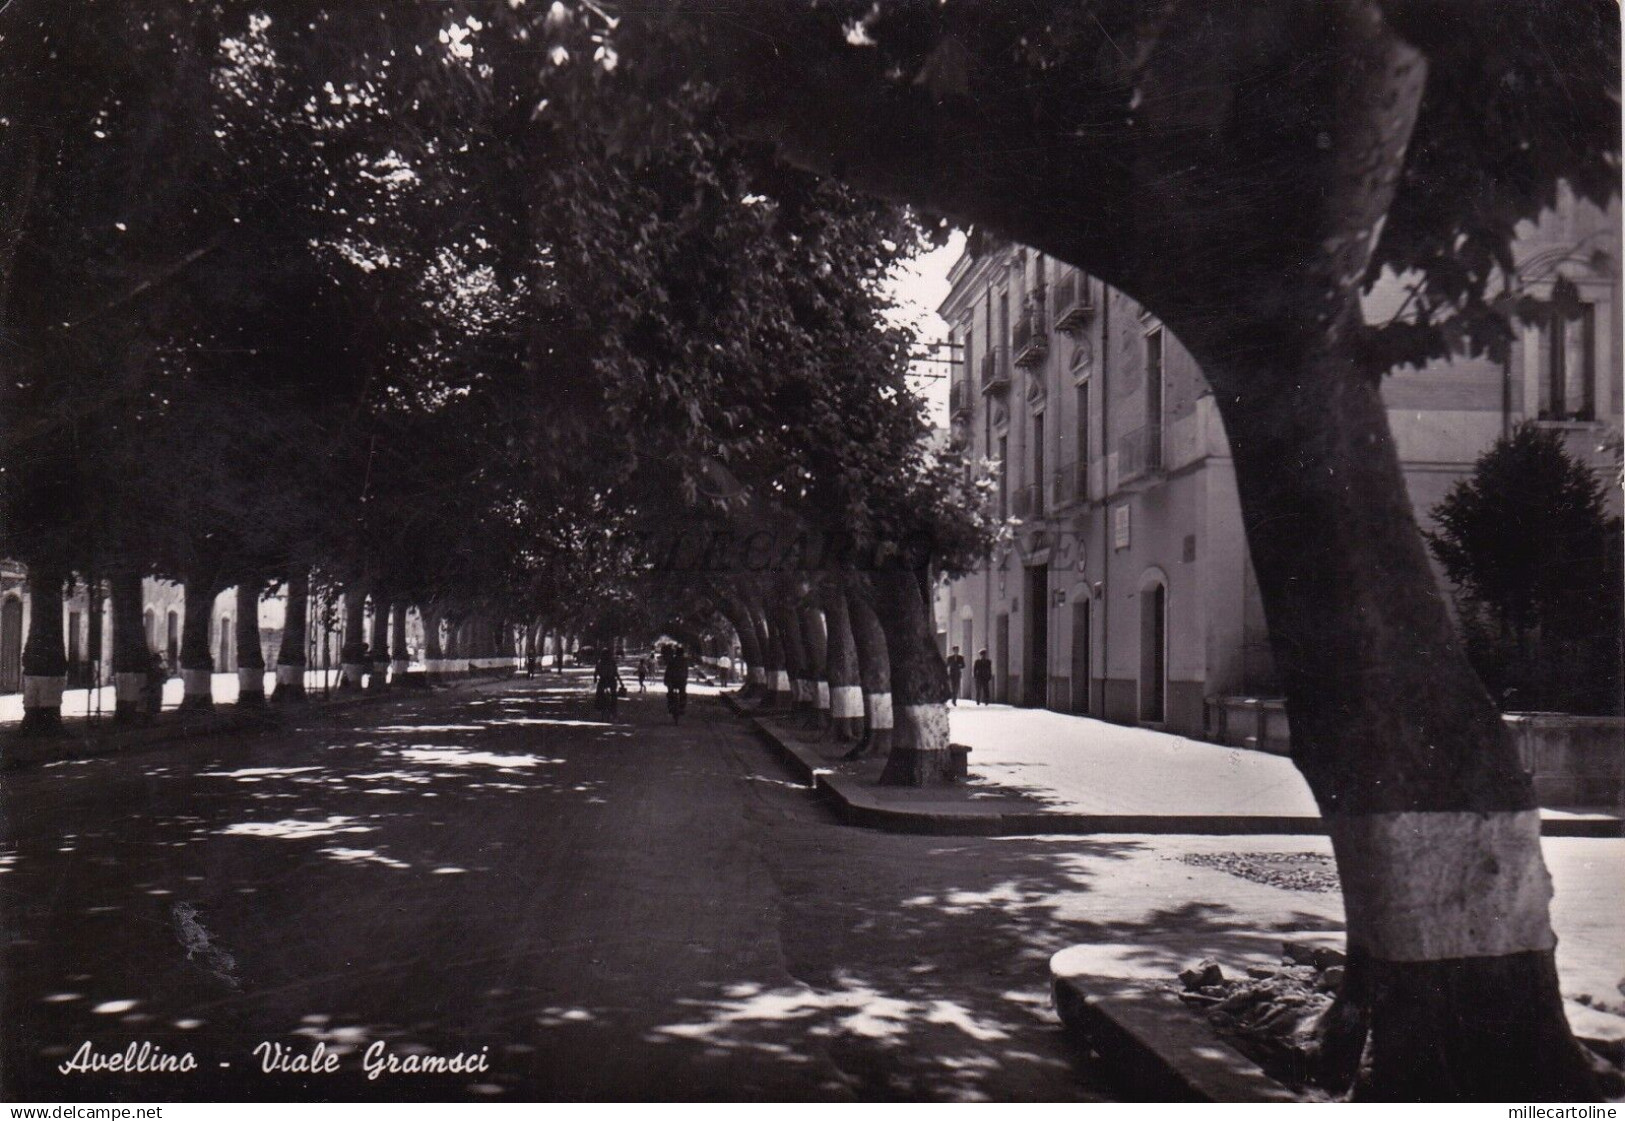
[{"left": 1178, "top": 850, "right": 1341, "bottom": 893}]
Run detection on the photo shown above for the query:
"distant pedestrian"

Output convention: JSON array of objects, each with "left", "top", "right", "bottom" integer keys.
[
  {"left": 594, "top": 650, "right": 623, "bottom": 718},
  {"left": 146, "top": 650, "right": 168, "bottom": 715},
  {"left": 945, "top": 646, "right": 965, "bottom": 706},
  {"left": 636, "top": 656, "right": 649, "bottom": 694},
  {"left": 972, "top": 648, "right": 993, "bottom": 705}
]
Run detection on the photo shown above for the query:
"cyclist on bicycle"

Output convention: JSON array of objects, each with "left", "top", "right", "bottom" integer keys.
[{"left": 663, "top": 647, "right": 689, "bottom": 724}]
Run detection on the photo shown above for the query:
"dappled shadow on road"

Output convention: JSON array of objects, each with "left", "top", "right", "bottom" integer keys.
[
  {"left": 1, "top": 682, "right": 1345, "bottom": 1101},
  {"left": 718, "top": 792, "right": 1341, "bottom": 1100},
  {"left": 0, "top": 680, "right": 692, "bottom": 1100}
]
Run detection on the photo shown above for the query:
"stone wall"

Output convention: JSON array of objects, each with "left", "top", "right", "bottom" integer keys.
[{"left": 1206, "top": 698, "right": 1625, "bottom": 809}]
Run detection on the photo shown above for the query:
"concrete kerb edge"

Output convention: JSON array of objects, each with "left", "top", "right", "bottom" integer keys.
[
  {"left": 1049, "top": 967, "right": 1301, "bottom": 1102},
  {"left": 728, "top": 702, "right": 1622, "bottom": 838}
]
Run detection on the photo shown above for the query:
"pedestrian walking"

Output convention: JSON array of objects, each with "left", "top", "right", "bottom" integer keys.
[
  {"left": 636, "top": 656, "right": 649, "bottom": 694},
  {"left": 972, "top": 648, "right": 993, "bottom": 705},
  {"left": 146, "top": 650, "right": 168, "bottom": 716},
  {"left": 594, "top": 649, "right": 623, "bottom": 718},
  {"left": 945, "top": 646, "right": 965, "bottom": 706}
]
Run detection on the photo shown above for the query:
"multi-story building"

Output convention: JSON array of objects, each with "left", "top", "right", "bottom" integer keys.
[{"left": 940, "top": 186, "right": 1621, "bottom": 739}]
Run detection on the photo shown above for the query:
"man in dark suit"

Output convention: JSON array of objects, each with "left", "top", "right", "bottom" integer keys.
[
  {"left": 972, "top": 649, "right": 993, "bottom": 705},
  {"left": 945, "top": 646, "right": 966, "bottom": 706}
]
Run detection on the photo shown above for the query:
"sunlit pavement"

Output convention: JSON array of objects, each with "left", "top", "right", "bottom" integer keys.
[{"left": 0, "top": 673, "right": 1113, "bottom": 1102}]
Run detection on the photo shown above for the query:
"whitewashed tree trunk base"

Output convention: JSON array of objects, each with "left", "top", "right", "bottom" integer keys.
[
  {"left": 1328, "top": 810, "right": 1554, "bottom": 962},
  {"left": 880, "top": 703, "right": 952, "bottom": 786},
  {"left": 274, "top": 663, "right": 306, "bottom": 702},
  {"left": 113, "top": 672, "right": 148, "bottom": 720},
  {"left": 180, "top": 669, "right": 213, "bottom": 710},
  {"left": 23, "top": 675, "right": 65, "bottom": 708},
  {"left": 830, "top": 684, "right": 864, "bottom": 741},
  {"left": 19, "top": 675, "right": 66, "bottom": 734}
]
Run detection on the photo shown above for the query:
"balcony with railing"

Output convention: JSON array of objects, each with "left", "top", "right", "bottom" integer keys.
[
  {"left": 950, "top": 379, "right": 972, "bottom": 420},
  {"left": 981, "top": 346, "right": 1011, "bottom": 395},
  {"left": 1051, "top": 271, "right": 1094, "bottom": 333},
  {"left": 1117, "top": 423, "right": 1166, "bottom": 491},
  {"left": 1052, "top": 459, "right": 1089, "bottom": 509},
  {"left": 1012, "top": 298, "right": 1048, "bottom": 369}
]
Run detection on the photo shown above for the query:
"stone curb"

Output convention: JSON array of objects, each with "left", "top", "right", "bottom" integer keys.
[
  {"left": 725, "top": 693, "right": 1622, "bottom": 838},
  {"left": 1048, "top": 962, "right": 1300, "bottom": 1102},
  {"left": 0, "top": 672, "right": 519, "bottom": 772}
]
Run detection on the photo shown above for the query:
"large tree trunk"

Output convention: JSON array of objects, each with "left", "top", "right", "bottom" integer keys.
[
  {"left": 19, "top": 560, "right": 66, "bottom": 735},
  {"left": 799, "top": 598, "right": 830, "bottom": 727},
  {"left": 447, "top": 615, "right": 466, "bottom": 678},
  {"left": 179, "top": 577, "right": 216, "bottom": 711},
  {"left": 820, "top": 579, "right": 864, "bottom": 742},
  {"left": 770, "top": 597, "right": 810, "bottom": 711},
  {"left": 446, "top": 617, "right": 465, "bottom": 678},
  {"left": 872, "top": 566, "right": 951, "bottom": 786},
  {"left": 235, "top": 581, "right": 266, "bottom": 707},
  {"left": 719, "top": 594, "right": 765, "bottom": 695},
  {"left": 457, "top": 618, "right": 475, "bottom": 676},
  {"left": 748, "top": 597, "right": 783, "bottom": 703},
  {"left": 109, "top": 570, "right": 149, "bottom": 723},
  {"left": 339, "top": 587, "right": 367, "bottom": 690},
  {"left": 85, "top": 573, "right": 104, "bottom": 688},
  {"left": 844, "top": 576, "right": 893, "bottom": 760},
  {"left": 276, "top": 569, "right": 309, "bottom": 703},
  {"left": 368, "top": 594, "right": 391, "bottom": 690},
  {"left": 391, "top": 601, "right": 411, "bottom": 681},
  {"left": 1136, "top": 7, "right": 1596, "bottom": 1098},
  {"left": 1205, "top": 358, "right": 1596, "bottom": 1099},
  {"left": 421, "top": 604, "right": 444, "bottom": 680},
  {"left": 469, "top": 616, "right": 488, "bottom": 675}
]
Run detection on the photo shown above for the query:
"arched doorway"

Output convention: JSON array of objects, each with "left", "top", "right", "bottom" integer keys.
[
  {"left": 1, "top": 597, "right": 23, "bottom": 693},
  {"left": 1138, "top": 572, "right": 1167, "bottom": 724}
]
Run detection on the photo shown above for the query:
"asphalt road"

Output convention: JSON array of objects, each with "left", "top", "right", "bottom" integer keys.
[{"left": 0, "top": 673, "right": 1112, "bottom": 1102}]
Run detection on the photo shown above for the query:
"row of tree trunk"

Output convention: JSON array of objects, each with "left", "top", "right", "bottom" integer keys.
[
  {"left": 718, "top": 567, "right": 952, "bottom": 785},
  {"left": 14, "top": 563, "right": 532, "bottom": 733}
]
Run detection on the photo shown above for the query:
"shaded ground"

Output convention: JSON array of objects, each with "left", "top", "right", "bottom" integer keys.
[
  {"left": 0, "top": 674, "right": 1114, "bottom": 1101},
  {"left": 10, "top": 678, "right": 1615, "bottom": 1102}
]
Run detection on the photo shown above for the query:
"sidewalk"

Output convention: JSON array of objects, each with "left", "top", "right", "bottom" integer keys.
[
  {"left": 0, "top": 669, "right": 348, "bottom": 724},
  {"left": 731, "top": 695, "right": 1625, "bottom": 1098},
  {"left": 737, "top": 697, "right": 1622, "bottom": 837},
  {"left": 0, "top": 668, "right": 526, "bottom": 770}
]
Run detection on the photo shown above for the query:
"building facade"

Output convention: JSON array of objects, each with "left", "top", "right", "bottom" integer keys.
[
  {"left": 0, "top": 576, "right": 284, "bottom": 695},
  {"left": 940, "top": 187, "right": 1621, "bottom": 738}
]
